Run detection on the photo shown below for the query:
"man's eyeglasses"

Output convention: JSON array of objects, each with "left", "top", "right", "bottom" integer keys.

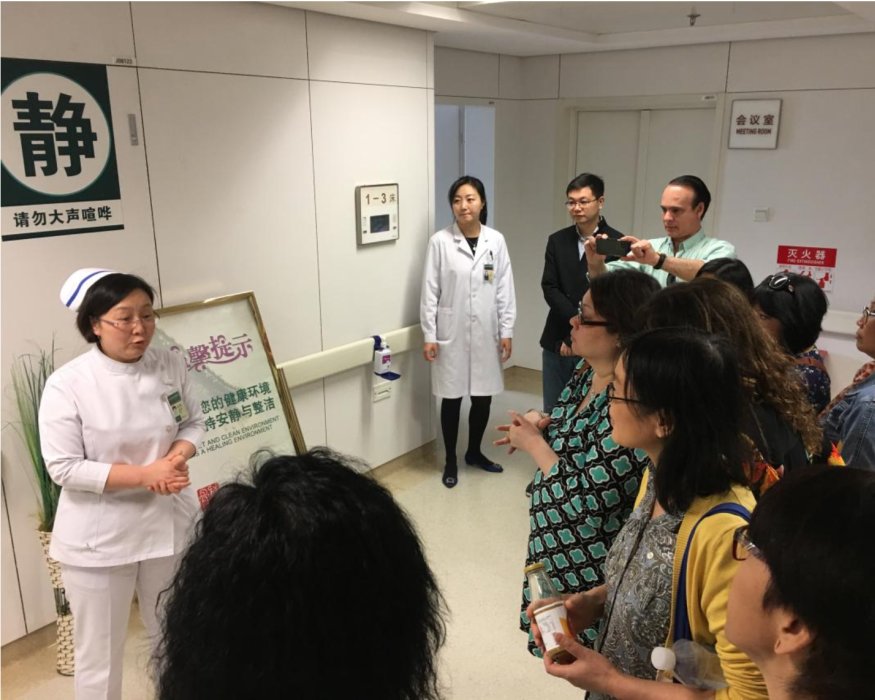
[
  {"left": 566, "top": 198, "right": 599, "bottom": 209},
  {"left": 732, "top": 526, "right": 764, "bottom": 562},
  {"left": 862, "top": 307, "right": 875, "bottom": 324},
  {"left": 578, "top": 301, "right": 610, "bottom": 327},
  {"left": 766, "top": 274, "right": 795, "bottom": 295},
  {"left": 99, "top": 315, "right": 157, "bottom": 332},
  {"left": 606, "top": 382, "right": 647, "bottom": 405}
]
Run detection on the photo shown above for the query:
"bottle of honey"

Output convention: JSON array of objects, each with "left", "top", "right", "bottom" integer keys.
[{"left": 524, "top": 562, "right": 574, "bottom": 664}]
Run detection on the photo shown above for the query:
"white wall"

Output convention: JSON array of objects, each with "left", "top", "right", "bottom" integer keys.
[
  {"left": 1, "top": 1, "right": 435, "bottom": 645},
  {"left": 435, "top": 34, "right": 875, "bottom": 376},
  {"left": 716, "top": 88, "right": 875, "bottom": 313}
]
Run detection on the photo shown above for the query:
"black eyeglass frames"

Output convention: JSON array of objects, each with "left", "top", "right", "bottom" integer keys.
[
  {"left": 578, "top": 300, "right": 610, "bottom": 327},
  {"left": 606, "top": 382, "right": 647, "bottom": 405}
]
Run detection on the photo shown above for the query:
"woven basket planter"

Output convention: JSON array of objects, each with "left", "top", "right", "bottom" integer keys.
[{"left": 37, "top": 531, "right": 75, "bottom": 676}]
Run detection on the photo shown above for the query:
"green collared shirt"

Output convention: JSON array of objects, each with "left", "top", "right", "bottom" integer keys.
[{"left": 605, "top": 230, "right": 736, "bottom": 287}]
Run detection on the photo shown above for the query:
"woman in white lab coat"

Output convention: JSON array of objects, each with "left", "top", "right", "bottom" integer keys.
[
  {"left": 421, "top": 176, "right": 516, "bottom": 488},
  {"left": 39, "top": 269, "right": 205, "bottom": 700}
]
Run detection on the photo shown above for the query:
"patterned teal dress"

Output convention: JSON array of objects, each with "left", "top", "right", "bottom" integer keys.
[{"left": 520, "top": 362, "right": 651, "bottom": 655}]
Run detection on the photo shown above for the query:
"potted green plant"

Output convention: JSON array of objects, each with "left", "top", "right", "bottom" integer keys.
[{"left": 9, "top": 342, "right": 74, "bottom": 676}]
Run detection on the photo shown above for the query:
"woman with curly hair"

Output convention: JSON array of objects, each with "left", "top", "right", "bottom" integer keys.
[
  {"left": 153, "top": 449, "right": 447, "bottom": 700},
  {"left": 640, "top": 278, "right": 822, "bottom": 481}
]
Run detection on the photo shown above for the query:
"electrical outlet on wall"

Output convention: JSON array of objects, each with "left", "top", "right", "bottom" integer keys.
[
  {"left": 373, "top": 381, "right": 392, "bottom": 402},
  {"left": 754, "top": 208, "right": 770, "bottom": 223}
]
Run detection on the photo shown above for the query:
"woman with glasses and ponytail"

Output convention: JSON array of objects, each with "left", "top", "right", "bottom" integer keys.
[
  {"left": 39, "top": 269, "right": 205, "bottom": 700},
  {"left": 526, "top": 328, "right": 766, "bottom": 700}
]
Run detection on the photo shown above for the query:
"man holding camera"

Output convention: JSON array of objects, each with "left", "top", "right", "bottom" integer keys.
[
  {"left": 540, "top": 173, "right": 623, "bottom": 412},
  {"left": 586, "top": 175, "right": 736, "bottom": 287}
]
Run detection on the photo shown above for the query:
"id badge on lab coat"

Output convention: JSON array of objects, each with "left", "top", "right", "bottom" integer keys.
[
  {"left": 484, "top": 262, "right": 495, "bottom": 282},
  {"left": 167, "top": 391, "right": 189, "bottom": 423}
]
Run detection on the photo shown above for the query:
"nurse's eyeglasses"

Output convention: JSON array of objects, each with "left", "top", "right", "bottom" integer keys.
[
  {"left": 577, "top": 301, "right": 610, "bottom": 327},
  {"left": 98, "top": 315, "right": 157, "bottom": 332}
]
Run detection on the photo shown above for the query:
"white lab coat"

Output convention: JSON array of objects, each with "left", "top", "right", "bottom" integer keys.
[
  {"left": 39, "top": 345, "right": 205, "bottom": 567},
  {"left": 421, "top": 223, "right": 516, "bottom": 398}
]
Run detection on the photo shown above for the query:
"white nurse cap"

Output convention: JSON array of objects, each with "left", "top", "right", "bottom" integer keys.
[{"left": 60, "top": 268, "right": 118, "bottom": 312}]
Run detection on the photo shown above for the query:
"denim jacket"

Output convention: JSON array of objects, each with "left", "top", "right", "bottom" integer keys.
[{"left": 822, "top": 372, "right": 875, "bottom": 470}]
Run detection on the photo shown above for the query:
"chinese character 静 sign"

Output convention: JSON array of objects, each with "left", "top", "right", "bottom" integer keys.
[
  {"left": 729, "top": 99, "right": 781, "bottom": 150},
  {"left": 1, "top": 58, "right": 124, "bottom": 242}
]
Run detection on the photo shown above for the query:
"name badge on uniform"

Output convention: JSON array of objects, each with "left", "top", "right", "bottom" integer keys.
[
  {"left": 484, "top": 262, "right": 495, "bottom": 282},
  {"left": 167, "top": 391, "right": 189, "bottom": 424}
]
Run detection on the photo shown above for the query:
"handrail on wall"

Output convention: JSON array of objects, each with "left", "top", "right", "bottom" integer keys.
[
  {"left": 278, "top": 325, "right": 423, "bottom": 388},
  {"left": 276, "top": 310, "right": 859, "bottom": 389},
  {"left": 822, "top": 309, "right": 862, "bottom": 336}
]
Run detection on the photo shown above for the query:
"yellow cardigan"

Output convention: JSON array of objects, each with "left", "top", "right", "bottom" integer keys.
[{"left": 634, "top": 471, "right": 767, "bottom": 700}]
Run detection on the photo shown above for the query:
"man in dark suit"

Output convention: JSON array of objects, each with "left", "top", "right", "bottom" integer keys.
[{"left": 540, "top": 173, "right": 623, "bottom": 411}]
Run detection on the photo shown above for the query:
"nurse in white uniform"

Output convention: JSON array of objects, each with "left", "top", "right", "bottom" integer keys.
[
  {"left": 421, "top": 176, "right": 516, "bottom": 488},
  {"left": 39, "top": 269, "right": 205, "bottom": 700}
]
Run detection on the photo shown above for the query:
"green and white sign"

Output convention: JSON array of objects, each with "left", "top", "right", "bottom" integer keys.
[{"left": 1, "top": 58, "right": 124, "bottom": 242}]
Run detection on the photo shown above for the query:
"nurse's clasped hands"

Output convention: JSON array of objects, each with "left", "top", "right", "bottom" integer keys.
[{"left": 143, "top": 453, "right": 191, "bottom": 495}]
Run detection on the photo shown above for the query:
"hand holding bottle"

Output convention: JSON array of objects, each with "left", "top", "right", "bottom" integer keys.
[{"left": 527, "top": 588, "right": 605, "bottom": 655}]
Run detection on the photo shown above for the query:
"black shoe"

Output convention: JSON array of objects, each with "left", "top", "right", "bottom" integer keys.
[
  {"left": 442, "top": 464, "right": 458, "bottom": 488},
  {"left": 465, "top": 452, "right": 503, "bottom": 473}
]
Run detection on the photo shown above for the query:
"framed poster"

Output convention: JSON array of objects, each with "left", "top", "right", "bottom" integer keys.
[{"left": 153, "top": 292, "right": 306, "bottom": 508}]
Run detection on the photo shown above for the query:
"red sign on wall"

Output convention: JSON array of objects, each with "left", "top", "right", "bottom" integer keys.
[
  {"left": 776, "top": 246, "right": 837, "bottom": 267},
  {"left": 776, "top": 245, "right": 838, "bottom": 292}
]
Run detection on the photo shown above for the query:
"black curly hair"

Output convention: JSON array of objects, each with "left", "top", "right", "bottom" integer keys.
[{"left": 154, "top": 448, "right": 447, "bottom": 700}]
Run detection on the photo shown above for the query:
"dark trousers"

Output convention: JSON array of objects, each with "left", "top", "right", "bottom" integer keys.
[
  {"left": 440, "top": 396, "right": 492, "bottom": 465},
  {"left": 542, "top": 348, "right": 579, "bottom": 413}
]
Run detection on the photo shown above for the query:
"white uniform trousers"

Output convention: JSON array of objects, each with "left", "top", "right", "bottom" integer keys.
[{"left": 61, "top": 555, "right": 178, "bottom": 700}]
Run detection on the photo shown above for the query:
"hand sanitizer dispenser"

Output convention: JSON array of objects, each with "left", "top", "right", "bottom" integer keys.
[
  {"left": 374, "top": 341, "right": 392, "bottom": 375},
  {"left": 372, "top": 336, "right": 400, "bottom": 380}
]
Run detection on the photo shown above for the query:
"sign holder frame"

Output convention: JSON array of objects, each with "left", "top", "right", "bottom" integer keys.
[{"left": 156, "top": 291, "right": 307, "bottom": 456}]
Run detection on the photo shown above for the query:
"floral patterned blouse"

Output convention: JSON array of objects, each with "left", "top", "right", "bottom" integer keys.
[
  {"left": 795, "top": 346, "right": 831, "bottom": 415},
  {"left": 520, "top": 362, "right": 651, "bottom": 655}
]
